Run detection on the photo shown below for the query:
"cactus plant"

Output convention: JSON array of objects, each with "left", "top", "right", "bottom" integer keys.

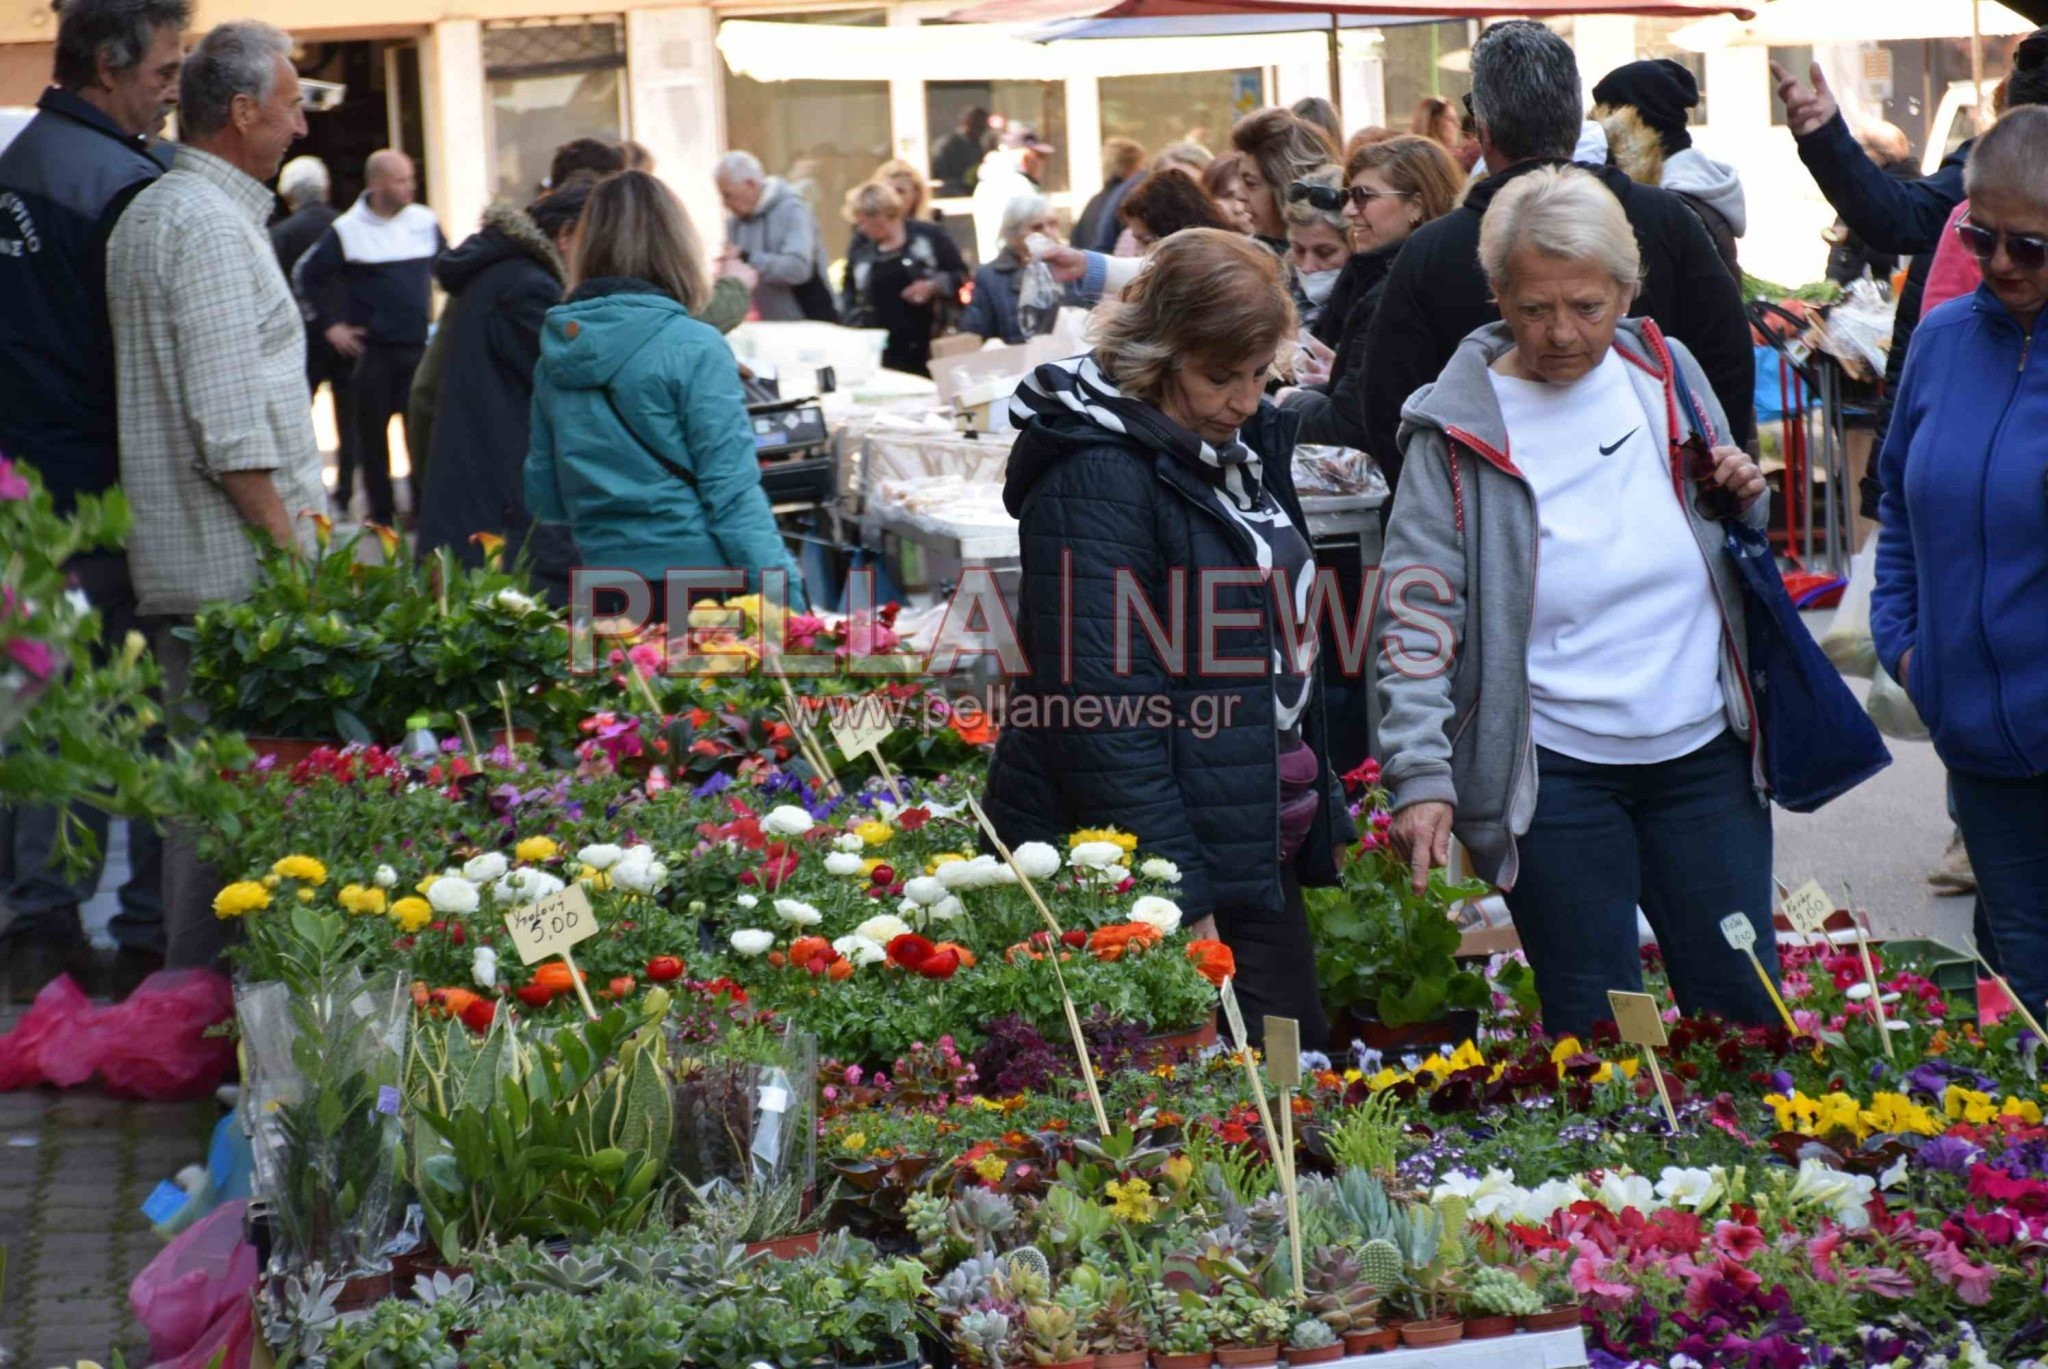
[
  {"left": 1463, "top": 1266, "right": 1544, "bottom": 1318},
  {"left": 1356, "top": 1238, "right": 1402, "bottom": 1295}
]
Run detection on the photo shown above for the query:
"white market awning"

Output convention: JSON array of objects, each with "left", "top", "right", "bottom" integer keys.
[{"left": 1671, "top": 0, "right": 2037, "bottom": 50}]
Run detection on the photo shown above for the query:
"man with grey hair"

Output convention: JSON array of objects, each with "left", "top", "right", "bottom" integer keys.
[
  {"left": 108, "top": 19, "right": 328, "bottom": 969},
  {"left": 0, "top": 0, "right": 190, "bottom": 997},
  {"left": 1352, "top": 19, "right": 1752, "bottom": 492},
  {"left": 714, "top": 148, "right": 834, "bottom": 321}
]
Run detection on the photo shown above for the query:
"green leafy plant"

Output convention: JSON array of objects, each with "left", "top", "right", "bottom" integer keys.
[
  {"left": 1304, "top": 837, "right": 1490, "bottom": 1028},
  {"left": 1321, "top": 1094, "right": 1403, "bottom": 1177}
]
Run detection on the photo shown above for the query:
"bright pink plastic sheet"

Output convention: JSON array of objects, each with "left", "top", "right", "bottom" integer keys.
[
  {"left": 0, "top": 969, "right": 234, "bottom": 1099},
  {"left": 129, "top": 1198, "right": 257, "bottom": 1369}
]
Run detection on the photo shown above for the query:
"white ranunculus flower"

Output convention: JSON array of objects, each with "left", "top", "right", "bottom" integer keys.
[
  {"left": 736, "top": 893, "right": 759, "bottom": 909},
  {"left": 613, "top": 859, "right": 669, "bottom": 894},
  {"left": 1654, "top": 1166, "right": 1726, "bottom": 1212},
  {"left": 1068, "top": 840, "right": 1123, "bottom": 869},
  {"left": 833, "top": 934, "right": 888, "bottom": 966},
  {"left": 1100, "top": 865, "right": 1129, "bottom": 886},
  {"left": 926, "top": 895, "right": 965, "bottom": 922},
  {"left": 373, "top": 864, "right": 398, "bottom": 889},
  {"left": 935, "top": 857, "right": 985, "bottom": 891},
  {"left": 426, "top": 875, "right": 480, "bottom": 915},
  {"left": 577, "top": 843, "right": 624, "bottom": 871},
  {"left": 472, "top": 946, "right": 499, "bottom": 989},
  {"left": 1139, "top": 858, "right": 1182, "bottom": 885},
  {"left": 1595, "top": 1171, "right": 1656, "bottom": 1214},
  {"left": 493, "top": 588, "right": 538, "bottom": 615},
  {"left": 775, "top": 898, "right": 823, "bottom": 926},
  {"left": 902, "top": 876, "right": 946, "bottom": 906},
  {"left": 762, "top": 805, "right": 815, "bottom": 837},
  {"left": 493, "top": 868, "right": 566, "bottom": 904},
  {"left": 1011, "top": 842, "right": 1061, "bottom": 880},
  {"left": 1128, "top": 896, "right": 1182, "bottom": 934},
  {"left": 856, "top": 913, "right": 911, "bottom": 946},
  {"left": 833, "top": 833, "right": 865, "bottom": 852},
  {"left": 730, "top": 928, "right": 775, "bottom": 956},
  {"left": 463, "top": 852, "right": 509, "bottom": 884},
  {"left": 824, "top": 852, "right": 864, "bottom": 877}
]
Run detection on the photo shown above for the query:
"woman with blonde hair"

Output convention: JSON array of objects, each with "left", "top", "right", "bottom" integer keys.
[
  {"left": 1282, "top": 164, "right": 1352, "bottom": 332},
  {"left": 840, "top": 178, "right": 967, "bottom": 375},
  {"left": 987, "top": 229, "right": 1354, "bottom": 1048},
  {"left": 526, "top": 170, "right": 803, "bottom": 623},
  {"left": 873, "top": 157, "right": 930, "bottom": 219},
  {"left": 1231, "top": 107, "right": 1342, "bottom": 250}
]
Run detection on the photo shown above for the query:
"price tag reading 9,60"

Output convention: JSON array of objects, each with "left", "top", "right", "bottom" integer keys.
[
  {"left": 505, "top": 884, "right": 598, "bottom": 966},
  {"left": 1780, "top": 880, "right": 1835, "bottom": 936}
]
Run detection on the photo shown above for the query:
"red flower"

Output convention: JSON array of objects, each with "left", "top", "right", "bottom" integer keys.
[
  {"left": 916, "top": 948, "right": 962, "bottom": 980},
  {"left": 887, "top": 933, "right": 938, "bottom": 970},
  {"left": 646, "top": 955, "right": 686, "bottom": 982},
  {"left": 515, "top": 983, "right": 554, "bottom": 1009},
  {"left": 896, "top": 806, "right": 931, "bottom": 832},
  {"left": 870, "top": 864, "right": 896, "bottom": 886},
  {"left": 459, "top": 998, "right": 497, "bottom": 1034}
]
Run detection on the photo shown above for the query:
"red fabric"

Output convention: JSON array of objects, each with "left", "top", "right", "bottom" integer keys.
[
  {"left": 1921, "top": 201, "right": 1984, "bottom": 320},
  {"left": 130, "top": 1199, "right": 257, "bottom": 1369},
  {"left": 0, "top": 970, "right": 234, "bottom": 1100}
]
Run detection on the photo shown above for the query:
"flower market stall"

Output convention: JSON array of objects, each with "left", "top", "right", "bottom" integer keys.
[{"left": 6, "top": 519, "right": 2047, "bottom": 1369}]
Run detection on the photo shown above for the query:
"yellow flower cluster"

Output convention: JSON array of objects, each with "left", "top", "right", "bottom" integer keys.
[
  {"left": 270, "top": 854, "right": 327, "bottom": 885},
  {"left": 1943, "top": 1087, "right": 2044, "bottom": 1126},
  {"left": 211, "top": 881, "right": 271, "bottom": 919},
  {"left": 1068, "top": 827, "right": 1138, "bottom": 855},
  {"left": 924, "top": 852, "right": 971, "bottom": 875},
  {"left": 338, "top": 883, "right": 387, "bottom": 916},
  {"left": 1764, "top": 1089, "right": 1952, "bottom": 1140},
  {"left": 391, "top": 896, "right": 433, "bottom": 934},
  {"left": 853, "top": 819, "right": 894, "bottom": 847},
  {"left": 515, "top": 836, "right": 559, "bottom": 862},
  {"left": 1105, "top": 1177, "right": 1159, "bottom": 1223}
]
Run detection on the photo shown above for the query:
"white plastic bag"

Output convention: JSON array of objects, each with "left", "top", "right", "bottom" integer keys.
[
  {"left": 1017, "top": 257, "right": 1060, "bottom": 338},
  {"left": 1821, "top": 277, "right": 1896, "bottom": 379},
  {"left": 1821, "top": 539, "right": 1878, "bottom": 678},
  {"left": 1866, "top": 663, "right": 1928, "bottom": 741}
]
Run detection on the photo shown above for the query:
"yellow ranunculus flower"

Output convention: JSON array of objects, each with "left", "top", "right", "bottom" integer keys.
[
  {"left": 926, "top": 853, "right": 965, "bottom": 874},
  {"left": 579, "top": 866, "right": 612, "bottom": 891},
  {"left": 262, "top": 873, "right": 281, "bottom": 889},
  {"left": 295, "top": 887, "right": 314, "bottom": 903},
  {"left": 1068, "top": 827, "right": 1138, "bottom": 854},
  {"left": 971, "top": 1154, "right": 1007, "bottom": 1184},
  {"left": 211, "top": 881, "right": 271, "bottom": 919},
  {"left": 515, "top": 836, "right": 559, "bottom": 863},
  {"left": 854, "top": 819, "right": 894, "bottom": 847},
  {"left": 271, "top": 854, "right": 328, "bottom": 885},
  {"left": 338, "top": 883, "right": 388, "bottom": 916},
  {"left": 391, "top": 896, "right": 433, "bottom": 933}
]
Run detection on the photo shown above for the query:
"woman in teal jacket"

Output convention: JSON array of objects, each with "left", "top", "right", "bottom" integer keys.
[{"left": 526, "top": 171, "right": 804, "bottom": 622}]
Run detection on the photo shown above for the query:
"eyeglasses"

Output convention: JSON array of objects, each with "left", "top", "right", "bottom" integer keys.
[
  {"left": 1344, "top": 185, "right": 1413, "bottom": 210},
  {"left": 1956, "top": 217, "right": 2048, "bottom": 272}
]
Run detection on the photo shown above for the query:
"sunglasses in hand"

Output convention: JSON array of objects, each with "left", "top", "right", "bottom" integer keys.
[{"left": 1956, "top": 217, "right": 2048, "bottom": 272}]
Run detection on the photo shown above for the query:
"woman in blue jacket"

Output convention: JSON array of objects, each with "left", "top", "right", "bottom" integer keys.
[
  {"left": 526, "top": 171, "right": 803, "bottom": 623},
  {"left": 1872, "top": 108, "right": 2048, "bottom": 1017}
]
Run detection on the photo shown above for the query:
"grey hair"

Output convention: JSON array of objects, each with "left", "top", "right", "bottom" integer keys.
[
  {"left": 1469, "top": 20, "right": 1583, "bottom": 164},
  {"left": 178, "top": 20, "right": 293, "bottom": 139},
  {"left": 715, "top": 150, "right": 764, "bottom": 185},
  {"left": 1000, "top": 193, "right": 1052, "bottom": 245},
  {"left": 1965, "top": 104, "right": 2048, "bottom": 207},
  {"left": 53, "top": 0, "right": 190, "bottom": 90},
  {"left": 1283, "top": 164, "right": 1347, "bottom": 235},
  {"left": 278, "top": 154, "right": 329, "bottom": 207},
  {"left": 1479, "top": 163, "right": 1643, "bottom": 296}
]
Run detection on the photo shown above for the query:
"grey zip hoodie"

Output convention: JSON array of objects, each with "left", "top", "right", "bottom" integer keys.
[
  {"left": 1374, "top": 317, "right": 1768, "bottom": 889},
  {"left": 1662, "top": 146, "right": 1748, "bottom": 238},
  {"left": 723, "top": 176, "right": 824, "bottom": 321}
]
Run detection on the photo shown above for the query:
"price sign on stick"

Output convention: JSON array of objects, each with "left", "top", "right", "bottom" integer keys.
[
  {"left": 1781, "top": 880, "right": 1835, "bottom": 939},
  {"left": 1217, "top": 983, "right": 1295, "bottom": 1295},
  {"left": 1608, "top": 989, "right": 1680, "bottom": 1132},
  {"left": 506, "top": 884, "right": 601, "bottom": 1020},
  {"left": 1263, "top": 1015, "right": 1306, "bottom": 1302},
  {"left": 1721, "top": 912, "right": 1802, "bottom": 1038},
  {"left": 830, "top": 711, "right": 905, "bottom": 805}
]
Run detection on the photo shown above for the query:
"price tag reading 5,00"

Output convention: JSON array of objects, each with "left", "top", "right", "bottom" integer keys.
[{"left": 505, "top": 884, "right": 599, "bottom": 966}]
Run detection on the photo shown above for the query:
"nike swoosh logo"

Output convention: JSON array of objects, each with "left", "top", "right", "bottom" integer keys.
[{"left": 1599, "top": 427, "right": 1640, "bottom": 456}]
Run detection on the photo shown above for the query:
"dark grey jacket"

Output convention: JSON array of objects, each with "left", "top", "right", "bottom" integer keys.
[{"left": 1375, "top": 318, "right": 1767, "bottom": 888}]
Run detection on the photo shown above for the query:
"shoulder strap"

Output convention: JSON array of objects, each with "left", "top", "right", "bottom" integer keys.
[
  {"left": 1655, "top": 325, "right": 1716, "bottom": 449},
  {"left": 598, "top": 383, "right": 698, "bottom": 494}
]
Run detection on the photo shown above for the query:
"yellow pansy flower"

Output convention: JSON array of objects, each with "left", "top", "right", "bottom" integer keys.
[
  {"left": 1813, "top": 1092, "right": 1863, "bottom": 1138},
  {"left": 1861, "top": 1092, "right": 1942, "bottom": 1137},
  {"left": 839, "top": 1131, "right": 868, "bottom": 1153},
  {"left": 971, "top": 1154, "right": 1007, "bottom": 1184},
  {"left": 1945, "top": 1087, "right": 1999, "bottom": 1125},
  {"left": 271, "top": 854, "right": 328, "bottom": 885},
  {"left": 1766, "top": 1092, "right": 1821, "bottom": 1134},
  {"left": 1999, "top": 1096, "right": 2043, "bottom": 1125},
  {"left": 211, "top": 881, "right": 272, "bottom": 919},
  {"left": 391, "top": 896, "right": 433, "bottom": 934},
  {"left": 515, "top": 836, "right": 559, "bottom": 862}
]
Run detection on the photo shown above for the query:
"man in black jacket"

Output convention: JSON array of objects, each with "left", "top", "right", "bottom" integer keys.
[
  {"left": 0, "top": 0, "right": 189, "bottom": 997},
  {"left": 1360, "top": 21, "right": 1754, "bottom": 491}
]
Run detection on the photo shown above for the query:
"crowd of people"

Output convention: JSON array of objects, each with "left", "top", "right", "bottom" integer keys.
[{"left": 1, "top": 0, "right": 2043, "bottom": 1042}]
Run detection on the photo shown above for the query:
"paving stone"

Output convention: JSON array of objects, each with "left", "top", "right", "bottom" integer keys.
[
  {"left": 34, "top": 1231, "right": 115, "bottom": 1268},
  {"left": 45, "top": 1095, "right": 132, "bottom": 1128}
]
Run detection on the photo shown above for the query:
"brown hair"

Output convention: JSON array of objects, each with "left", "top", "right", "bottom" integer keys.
[
  {"left": 873, "top": 158, "right": 928, "bottom": 218},
  {"left": 1290, "top": 96, "right": 1343, "bottom": 148},
  {"left": 1410, "top": 96, "right": 1463, "bottom": 149},
  {"left": 1092, "top": 228, "right": 1296, "bottom": 401},
  {"left": 1103, "top": 136, "right": 1147, "bottom": 181},
  {"left": 1230, "top": 108, "right": 1341, "bottom": 206},
  {"left": 571, "top": 170, "right": 709, "bottom": 312},
  {"left": 1342, "top": 126, "right": 1398, "bottom": 163},
  {"left": 1201, "top": 150, "right": 1245, "bottom": 202},
  {"left": 1118, "top": 169, "right": 1230, "bottom": 240},
  {"left": 1346, "top": 134, "right": 1464, "bottom": 225}
]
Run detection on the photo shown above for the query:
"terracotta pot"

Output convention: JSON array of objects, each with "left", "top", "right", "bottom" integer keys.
[
  {"left": 1097, "top": 1353, "right": 1150, "bottom": 1369},
  {"left": 1462, "top": 1314, "right": 1517, "bottom": 1340},
  {"left": 743, "top": 1230, "right": 821, "bottom": 1260},
  {"left": 1213, "top": 1347, "right": 1279, "bottom": 1368},
  {"left": 1142, "top": 1013, "right": 1218, "bottom": 1058},
  {"left": 1520, "top": 1305, "right": 1583, "bottom": 1332},
  {"left": 331, "top": 1271, "right": 392, "bottom": 1313},
  {"left": 1341, "top": 1328, "right": 1396, "bottom": 1355},
  {"left": 245, "top": 736, "right": 338, "bottom": 770},
  {"left": 490, "top": 727, "right": 539, "bottom": 750},
  {"left": 1397, "top": 1318, "right": 1465, "bottom": 1349},
  {"left": 1150, "top": 1354, "right": 1214, "bottom": 1369},
  {"left": 1040, "top": 1360, "right": 1093, "bottom": 1369},
  {"left": 1331, "top": 1007, "right": 1481, "bottom": 1054},
  {"left": 1284, "top": 1346, "right": 1343, "bottom": 1365}
]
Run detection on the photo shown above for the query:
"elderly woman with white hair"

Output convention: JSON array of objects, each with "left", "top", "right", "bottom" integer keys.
[
  {"left": 1872, "top": 107, "right": 2048, "bottom": 1019},
  {"left": 958, "top": 193, "right": 1093, "bottom": 345},
  {"left": 1376, "top": 165, "right": 1779, "bottom": 1038}
]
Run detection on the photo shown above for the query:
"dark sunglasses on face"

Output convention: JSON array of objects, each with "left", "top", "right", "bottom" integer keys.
[{"left": 1956, "top": 217, "right": 2048, "bottom": 272}]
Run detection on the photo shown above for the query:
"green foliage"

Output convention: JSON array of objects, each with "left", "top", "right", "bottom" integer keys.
[
  {"left": 1021, "top": 1302, "right": 1088, "bottom": 1364},
  {"left": 1304, "top": 833, "right": 1490, "bottom": 1028},
  {"left": 1321, "top": 1093, "right": 1403, "bottom": 1176}
]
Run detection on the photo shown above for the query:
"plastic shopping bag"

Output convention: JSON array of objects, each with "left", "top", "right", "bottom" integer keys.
[
  {"left": 1821, "top": 539, "right": 1879, "bottom": 679},
  {"left": 1866, "top": 663, "right": 1929, "bottom": 742},
  {"left": 129, "top": 1197, "right": 257, "bottom": 1368}
]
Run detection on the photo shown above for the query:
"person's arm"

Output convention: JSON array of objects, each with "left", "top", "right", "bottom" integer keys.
[
  {"left": 927, "top": 224, "right": 969, "bottom": 297},
  {"left": 1660, "top": 199, "right": 1757, "bottom": 452},
  {"left": 957, "top": 267, "right": 997, "bottom": 341},
  {"left": 219, "top": 470, "right": 294, "bottom": 547},
  {"left": 1670, "top": 337, "right": 1769, "bottom": 532},
  {"left": 406, "top": 323, "right": 449, "bottom": 484},
  {"left": 1868, "top": 344, "right": 1927, "bottom": 684},
  {"left": 1355, "top": 240, "right": 1438, "bottom": 490},
  {"left": 746, "top": 201, "right": 818, "bottom": 286},
  {"left": 1776, "top": 61, "right": 1966, "bottom": 256},
  {"left": 691, "top": 276, "right": 750, "bottom": 335},
  {"left": 674, "top": 336, "right": 805, "bottom": 604},
  {"left": 292, "top": 225, "right": 343, "bottom": 325},
  {"left": 523, "top": 377, "right": 567, "bottom": 523}
]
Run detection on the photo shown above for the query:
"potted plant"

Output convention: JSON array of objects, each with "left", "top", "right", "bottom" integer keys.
[
  {"left": 1303, "top": 1242, "right": 1393, "bottom": 1354},
  {"left": 1389, "top": 1205, "right": 1464, "bottom": 1348},
  {"left": 1146, "top": 1293, "right": 1215, "bottom": 1369},
  {"left": 1520, "top": 1261, "right": 1582, "bottom": 1332},
  {"left": 814, "top": 1241, "right": 931, "bottom": 1369},
  {"left": 1021, "top": 1302, "right": 1095, "bottom": 1369},
  {"left": 1208, "top": 1286, "right": 1292, "bottom": 1368},
  {"left": 1282, "top": 1319, "right": 1342, "bottom": 1365},
  {"left": 1077, "top": 1270, "right": 1150, "bottom": 1369},
  {"left": 1459, "top": 1266, "right": 1540, "bottom": 1339}
]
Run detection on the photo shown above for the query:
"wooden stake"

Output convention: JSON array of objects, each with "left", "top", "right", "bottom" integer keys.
[
  {"left": 1218, "top": 983, "right": 1294, "bottom": 1278},
  {"left": 559, "top": 946, "right": 600, "bottom": 1021},
  {"left": 1266, "top": 1014, "right": 1305, "bottom": 1302},
  {"left": 1641, "top": 1046, "right": 1679, "bottom": 1132},
  {"left": 498, "top": 680, "right": 518, "bottom": 750},
  {"left": 1840, "top": 885, "right": 1894, "bottom": 1060},
  {"left": 453, "top": 711, "right": 484, "bottom": 771},
  {"left": 872, "top": 749, "right": 907, "bottom": 807}
]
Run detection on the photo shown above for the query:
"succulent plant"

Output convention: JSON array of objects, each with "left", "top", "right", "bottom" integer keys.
[
  {"left": 1356, "top": 1237, "right": 1402, "bottom": 1294},
  {"left": 957, "top": 1308, "right": 1016, "bottom": 1368},
  {"left": 933, "top": 1252, "right": 1002, "bottom": 1319},
  {"left": 951, "top": 1187, "right": 1022, "bottom": 1252},
  {"left": 1022, "top": 1303, "right": 1089, "bottom": 1365},
  {"left": 1288, "top": 1317, "right": 1339, "bottom": 1350},
  {"left": 1303, "top": 1244, "right": 1381, "bottom": 1333},
  {"left": 1464, "top": 1265, "right": 1545, "bottom": 1318}
]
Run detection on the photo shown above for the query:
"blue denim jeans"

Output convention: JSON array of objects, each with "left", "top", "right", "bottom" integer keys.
[
  {"left": 1950, "top": 769, "right": 2048, "bottom": 1021},
  {"left": 1504, "top": 730, "right": 1779, "bottom": 1037}
]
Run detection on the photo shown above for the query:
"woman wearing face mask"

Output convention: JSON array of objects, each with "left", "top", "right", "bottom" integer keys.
[
  {"left": 1284, "top": 166, "right": 1352, "bottom": 334},
  {"left": 1282, "top": 135, "right": 1460, "bottom": 443},
  {"left": 1378, "top": 166, "right": 1776, "bottom": 1038},
  {"left": 1230, "top": 108, "right": 1341, "bottom": 256},
  {"left": 958, "top": 194, "right": 1089, "bottom": 345},
  {"left": 985, "top": 229, "right": 1354, "bottom": 1049}
]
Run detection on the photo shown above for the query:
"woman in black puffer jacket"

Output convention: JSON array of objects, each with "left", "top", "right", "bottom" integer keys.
[{"left": 984, "top": 230, "right": 1354, "bottom": 1048}]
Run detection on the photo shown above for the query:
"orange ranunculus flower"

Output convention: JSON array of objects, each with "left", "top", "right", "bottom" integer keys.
[
  {"left": 532, "top": 962, "right": 585, "bottom": 995},
  {"left": 1088, "top": 921, "right": 1163, "bottom": 962},
  {"left": 949, "top": 711, "right": 997, "bottom": 746},
  {"left": 788, "top": 935, "right": 835, "bottom": 966},
  {"left": 1187, "top": 938, "right": 1236, "bottom": 987},
  {"left": 931, "top": 941, "right": 978, "bottom": 970},
  {"left": 430, "top": 987, "right": 481, "bottom": 1018},
  {"left": 826, "top": 958, "right": 855, "bottom": 981}
]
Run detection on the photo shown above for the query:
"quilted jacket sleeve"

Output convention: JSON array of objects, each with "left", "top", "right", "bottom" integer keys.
[{"left": 1015, "top": 448, "right": 1214, "bottom": 915}]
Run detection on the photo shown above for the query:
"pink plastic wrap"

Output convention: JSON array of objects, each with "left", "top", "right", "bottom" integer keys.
[
  {"left": 0, "top": 969, "right": 234, "bottom": 1099},
  {"left": 129, "top": 1198, "right": 257, "bottom": 1369}
]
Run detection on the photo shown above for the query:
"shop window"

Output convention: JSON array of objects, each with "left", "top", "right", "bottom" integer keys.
[
  {"left": 722, "top": 74, "right": 893, "bottom": 246},
  {"left": 1098, "top": 70, "right": 1261, "bottom": 160},
  {"left": 484, "top": 19, "right": 627, "bottom": 204},
  {"left": 1379, "top": 21, "right": 1473, "bottom": 137},
  {"left": 924, "top": 80, "right": 1068, "bottom": 199}
]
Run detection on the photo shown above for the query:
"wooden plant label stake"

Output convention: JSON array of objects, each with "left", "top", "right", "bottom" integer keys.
[
  {"left": 1263, "top": 1014, "right": 1306, "bottom": 1302},
  {"left": 453, "top": 711, "right": 485, "bottom": 771},
  {"left": 963, "top": 793, "right": 1110, "bottom": 1135},
  {"left": 1973, "top": 952, "right": 2048, "bottom": 1045},
  {"left": 1216, "top": 980, "right": 1293, "bottom": 1275},
  {"left": 1836, "top": 884, "right": 1895, "bottom": 1061},
  {"left": 506, "top": 884, "right": 601, "bottom": 1020},
  {"left": 1780, "top": 879, "right": 1835, "bottom": 942},
  {"left": 772, "top": 673, "right": 840, "bottom": 798},
  {"left": 1607, "top": 989, "right": 1679, "bottom": 1132},
  {"left": 829, "top": 709, "right": 905, "bottom": 805},
  {"left": 1721, "top": 913, "right": 1801, "bottom": 1037}
]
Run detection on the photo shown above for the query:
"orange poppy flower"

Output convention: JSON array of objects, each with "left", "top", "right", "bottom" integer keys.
[
  {"left": 949, "top": 712, "right": 997, "bottom": 746},
  {"left": 1088, "top": 921, "right": 1164, "bottom": 962},
  {"left": 532, "top": 962, "right": 585, "bottom": 995},
  {"left": 1186, "top": 938, "right": 1236, "bottom": 987}
]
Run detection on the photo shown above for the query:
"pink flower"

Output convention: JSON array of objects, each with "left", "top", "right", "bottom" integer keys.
[
  {"left": 1711, "top": 1220, "right": 1767, "bottom": 1263},
  {"left": 1926, "top": 1239, "right": 1997, "bottom": 1305},
  {"left": 4, "top": 636, "right": 55, "bottom": 680},
  {"left": 1567, "top": 1253, "right": 1634, "bottom": 1308},
  {"left": 1851, "top": 1265, "right": 1917, "bottom": 1299},
  {"left": 1807, "top": 1227, "right": 1843, "bottom": 1282},
  {"left": 627, "top": 641, "right": 664, "bottom": 676},
  {"left": 0, "top": 458, "right": 31, "bottom": 501}
]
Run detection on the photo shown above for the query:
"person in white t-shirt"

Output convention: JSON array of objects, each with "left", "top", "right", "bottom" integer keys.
[{"left": 1377, "top": 165, "right": 1779, "bottom": 1037}]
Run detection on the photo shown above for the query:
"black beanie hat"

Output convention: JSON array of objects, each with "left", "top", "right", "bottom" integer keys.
[
  {"left": 1592, "top": 58, "right": 1700, "bottom": 155},
  {"left": 2009, "top": 28, "right": 2048, "bottom": 110}
]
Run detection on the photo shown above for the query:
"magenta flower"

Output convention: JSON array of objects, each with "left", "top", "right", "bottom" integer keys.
[
  {"left": 0, "top": 458, "right": 31, "bottom": 501},
  {"left": 4, "top": 636, "right": 55, "bottom": 681}
]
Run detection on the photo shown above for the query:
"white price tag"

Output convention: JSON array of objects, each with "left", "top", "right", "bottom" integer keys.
[
  {"left": 758, "top": 1085, "right": 790, "bottom": 1114},
  {"left": 1719, "top": 912, "right": 1758, "bottom": 952},
  {"left": 830, "top": 710, "right": 893, "bottom": 761},
  {"left": 504, "top": 884, "right": 598, "bottom": 967},
  {"left": 1780, "top": 880, "right": 1835, "bottom": 936}
]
